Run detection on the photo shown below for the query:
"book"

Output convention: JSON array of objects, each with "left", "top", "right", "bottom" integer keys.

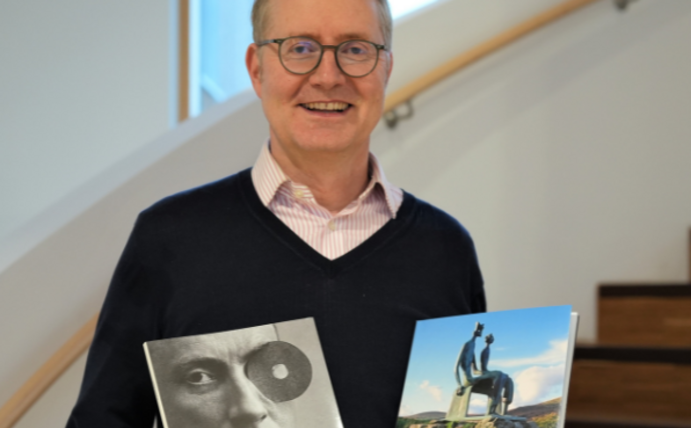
[
  {"left": 144, "top": 317, "right": 343, "bottom": 428},
  {"left": 396, "top": 305, "right": 579, "bottom": 428}
]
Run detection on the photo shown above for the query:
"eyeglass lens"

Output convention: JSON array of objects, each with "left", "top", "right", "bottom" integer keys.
[{"left": 279, "top": 37, "right": 379, "bottom": 77}]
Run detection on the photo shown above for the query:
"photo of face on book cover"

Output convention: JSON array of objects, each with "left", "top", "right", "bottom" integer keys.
[
  {"left": 144, "top": 318, "right": 343, "bottom": 428},
  {"left": 397, "top": 306, "right": 578, "bottom": 428}
]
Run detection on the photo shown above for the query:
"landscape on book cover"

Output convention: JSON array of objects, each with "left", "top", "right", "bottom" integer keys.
[
  {"left": 144, "top": 317, "right": 342, "bottom": 428},
  {"left": 397, "top": 305, "right": 573, "bottom": 428}
]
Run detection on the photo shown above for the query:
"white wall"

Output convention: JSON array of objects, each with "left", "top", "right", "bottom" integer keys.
[
  {"left": 0, "top": 91, "right": 268, "bottom": 425},
  {"left": 0, "top": 0, "right": 170, "bottom": 423},
  {"left": 13, "top": 354, "right": 87, "bottom": 428},
  {"left": 0, "top": 0, "right": 172, "bottom": 241},
  {"left": 373, "top": 0, "right": 691, "bottom": 342},
  {"left": 3, "top": 0, "right": 691, "bottom": 425},
  {"left": 387, "top": 0, "right": 567, "bottom": 94}
]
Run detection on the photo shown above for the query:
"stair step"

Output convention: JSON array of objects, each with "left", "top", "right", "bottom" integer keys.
[
  {"left": 598, "top": 284, "right": 691, "bottom": 346},
  {"left": 574, "top": 345, "right": 691, "bottom": 364},
  {"left": 567, "top": 345, "right": 691, "bottom": 422},
  {"left": 566, "top": 415, "right": 691, "bottom": 428}
]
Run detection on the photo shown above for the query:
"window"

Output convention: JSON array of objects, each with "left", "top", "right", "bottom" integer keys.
[{"left": 185, "top": 0, "right": 443, "bottom": 118}]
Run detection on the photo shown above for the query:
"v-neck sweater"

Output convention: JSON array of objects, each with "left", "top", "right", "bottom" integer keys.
[{"left": 67, "top": 168, "right": 486, "bottom": 428}]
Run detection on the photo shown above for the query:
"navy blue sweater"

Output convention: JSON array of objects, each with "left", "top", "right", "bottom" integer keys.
[{"left": 67, "top": 168, "right": 485, "bottom": 428}]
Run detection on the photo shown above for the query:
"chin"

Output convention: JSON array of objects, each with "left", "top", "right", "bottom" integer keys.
[
  {"left": 296, "top": 120, "right": 372, "bottom": 150},
  {"left": 292, "top": 132, "right": 361, "bottom": 153}
]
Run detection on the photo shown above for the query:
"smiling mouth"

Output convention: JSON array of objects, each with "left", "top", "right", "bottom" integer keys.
[{"left": 300, "top": 102, "right": 351, "bottom": 113}]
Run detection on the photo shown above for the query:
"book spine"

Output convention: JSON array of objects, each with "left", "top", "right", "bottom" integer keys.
[
  {"left": 143, "top": 342, "right": 170, "bottom": 428},
  {"left": 557, "top": 313, "right": 580, "bottom": 428}
]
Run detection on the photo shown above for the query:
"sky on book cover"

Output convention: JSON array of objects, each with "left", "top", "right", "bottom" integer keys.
[{"left": 399, "top": 305, "right": 572, "bottom": 417}]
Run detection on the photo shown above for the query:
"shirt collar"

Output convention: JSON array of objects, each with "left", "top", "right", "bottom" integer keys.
[
  {"left": 251, "top": 141, "right": 402, "bottom": 218},
  {"left": 367, "top": 150, "right": 402, "bottom": 219},
  {"left": 251, "top": 141, "right": 290, "bottom": 208}
]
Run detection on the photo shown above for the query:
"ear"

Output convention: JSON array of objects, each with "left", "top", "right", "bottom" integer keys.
[
  {"left": 384, "top": 51, "right": 394, "bottom": 84},
  {"left": 246, "top": 43, "right": 263, "bottom": 99}
]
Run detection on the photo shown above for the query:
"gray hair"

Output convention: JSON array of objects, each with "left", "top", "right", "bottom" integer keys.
[{"left": 251, "top": 0, "right": 393, "bottom": 49}]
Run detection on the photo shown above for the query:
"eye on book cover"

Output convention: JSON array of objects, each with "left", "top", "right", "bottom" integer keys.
[
  {"left": 397, "top": 306, "right": 577, "bottom": 428},
  {"left": 144, "top": 317, "right": 343, "bottom": 428}
]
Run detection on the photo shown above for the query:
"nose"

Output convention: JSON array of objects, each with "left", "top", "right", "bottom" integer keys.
[
  {"left": 225, "top": 375, "right": 270, "bottom": 427},
  {"left": 308, "top": 48, "right": 347, "bottom": 89}
]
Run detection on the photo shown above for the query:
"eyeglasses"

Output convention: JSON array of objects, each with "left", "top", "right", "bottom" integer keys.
[{"left": 257, "top": 36, "right": 388, "bottom": 78}]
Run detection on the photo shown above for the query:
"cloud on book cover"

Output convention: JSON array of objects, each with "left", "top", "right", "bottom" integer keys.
[
  {"left": 399, "top": 404, "right": 413, "bottom": 416},
  {"left": 487, "top": 339, "right": 567, "bottom": 368},
  {"left": 419, "top": 380, "right": 443, "bottom": 402},
  {"left": 511, "top": 364, "right": 565, "bottom": 408},
  {"left": 469, "top": 395, "right": 489, "bottom": 415}
]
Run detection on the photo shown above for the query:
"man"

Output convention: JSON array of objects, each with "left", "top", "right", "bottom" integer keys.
[{"left": 67, "top": 0, "right": 485, "bottom": 426}]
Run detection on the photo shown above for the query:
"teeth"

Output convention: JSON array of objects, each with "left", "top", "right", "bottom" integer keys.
[{"left": 303, "top": 102, "right": 349, "bottom": 111}]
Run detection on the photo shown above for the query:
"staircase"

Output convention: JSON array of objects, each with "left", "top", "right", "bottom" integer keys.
[{"left": 565, "top": 230, "right": 691, "bottom": 428}]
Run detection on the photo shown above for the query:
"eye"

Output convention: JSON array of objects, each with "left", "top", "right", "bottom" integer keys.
[
  {"left": 185, "top": 369, "right": 215, "bottom": 385},
  {"left": 339, "top": 41, "right": 371, "bottom": 57},
  {"left": 287, "top": 40, "right": 319, "bottom": 55},
  {"left": 345, "top": 46, "right": 364, "bottom": 55}
]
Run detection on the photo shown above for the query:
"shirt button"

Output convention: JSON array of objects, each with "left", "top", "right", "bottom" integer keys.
[
  {"left": 328, "top": 220, "right": 336, "bottom": 231},
  {"left": 294, "top": 189, "right": 304, "bottom": 199}
]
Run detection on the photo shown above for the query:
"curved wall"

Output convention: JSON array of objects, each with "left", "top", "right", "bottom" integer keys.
[
  {"left": 3, "top": 0, "right": 691, "bottom": 425},
  {"left": 373, "top": 0, "right": 691, "bottom": 342},
  {"left": 0, "top": 0, "right": 173, "bottom": 242}
]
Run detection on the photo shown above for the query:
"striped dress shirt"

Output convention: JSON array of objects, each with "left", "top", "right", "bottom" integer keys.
[{"left": 251, "top": 143, "right": 404, "bottom": 260}]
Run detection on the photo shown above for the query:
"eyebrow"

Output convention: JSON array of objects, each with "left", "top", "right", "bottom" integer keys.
[
  {"left": 292, "top": 32, "right": 374, "bottom": 43},
  {"left": 170, "top": 357, "right": 228, "bottom": 378}
]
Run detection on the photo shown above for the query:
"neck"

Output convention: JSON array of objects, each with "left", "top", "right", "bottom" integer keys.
[{"left": 270, "top": 138, "right": 371, "bottom": 214}]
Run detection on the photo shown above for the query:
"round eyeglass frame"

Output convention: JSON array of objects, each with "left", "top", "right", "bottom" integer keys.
[{"left": 256, "top": 36, "right": 388, "bottom": 78}]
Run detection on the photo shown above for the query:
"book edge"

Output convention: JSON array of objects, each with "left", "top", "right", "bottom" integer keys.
[
  {"left": 144, "top": 341, "right": 171, "bottom": 428},
  {"left": 557, "top": 312, "right": 580, "bottom": 428}
]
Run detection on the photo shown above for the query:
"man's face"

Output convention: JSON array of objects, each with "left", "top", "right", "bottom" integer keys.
[
  {"left": 246, "top": 0, "right": 392, "bottom": 156},
  {"left": 155, "top": 326, "right": 295, "bottom": 428}
]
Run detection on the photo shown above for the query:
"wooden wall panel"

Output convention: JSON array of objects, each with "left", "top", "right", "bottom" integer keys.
[
  {"left": 567, "top": 360, "right": 691, "bottom": 421},
  {"left": 598, "top": 296, "right": 691, "bottom": 346}
]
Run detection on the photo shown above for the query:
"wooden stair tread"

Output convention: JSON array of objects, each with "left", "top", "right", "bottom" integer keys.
[
  {"left": 599, "top": 283, "right": 691, "bottom": 297},
  {"left": 566, "top": 414, "right": 691, "bottom": 428},
  {"left": 566, "top": 228, "right": 691, "bottom": 426},
  {"left": 597, "top": 284, "right": 691, "bottom": 347},
  {"left": 567, "top": 347, "right": 691, "bottom": 421},
  {"left": 574, "top": 345, "right": 691, "bottom": 364}
]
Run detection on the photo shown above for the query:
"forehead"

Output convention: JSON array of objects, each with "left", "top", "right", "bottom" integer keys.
[
  {"left": 267, "top": 0, "right": 382, "bottom": 42},
  {"left": 153, "top": 325, "right": 277, "bottom": 367}
]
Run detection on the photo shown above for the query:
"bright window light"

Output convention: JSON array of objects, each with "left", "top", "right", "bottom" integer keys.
[
  {"left": 390, "top": 0, "right": 442, "bottom": 20},
  {"left": 189, "top": 0, "right": 443, "bottom": 117}
]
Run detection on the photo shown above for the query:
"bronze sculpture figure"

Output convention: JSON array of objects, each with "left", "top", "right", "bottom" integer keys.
[{"left": 447, "top": 324, "right": 519, "bottom": 421}]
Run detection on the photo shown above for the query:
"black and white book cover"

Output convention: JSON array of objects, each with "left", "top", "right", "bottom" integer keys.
[{"left": 144, "top": 317, "right": 342, "bottom": 428}]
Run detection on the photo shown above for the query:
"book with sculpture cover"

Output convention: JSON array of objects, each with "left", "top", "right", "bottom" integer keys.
[
  {"left": 143, "top": 318, "right": 343, "bottom": 428},
  {"left": 397, "top": 305, "right": 579, "bottom": 428}
]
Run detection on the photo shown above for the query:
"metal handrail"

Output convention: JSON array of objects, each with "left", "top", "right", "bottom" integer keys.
[{"left": 383, "top": 0, "right": 600, "bottom": 127}]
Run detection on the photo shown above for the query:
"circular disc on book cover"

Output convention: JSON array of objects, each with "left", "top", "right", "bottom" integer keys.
[{"left": 246, "top": 340, "right": 312, "bottom": 402}]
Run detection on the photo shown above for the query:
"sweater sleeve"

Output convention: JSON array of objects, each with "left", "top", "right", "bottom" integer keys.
[
  {"left": 469, "top": 239, "right": 486, "bottom": 314},
  {"left": 462, "top": 229, "right": 486, "bottom": 314},
  {"left": 66, "top": 214, "right": 159, "bottom": 428}
]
